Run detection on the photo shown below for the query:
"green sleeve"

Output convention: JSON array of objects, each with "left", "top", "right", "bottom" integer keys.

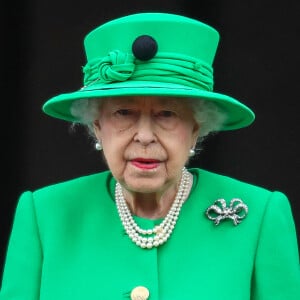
[
  {"left": 0, "top": 191, "right": 42, "bottom": 300},
  {"left": 252, "top": 191, "right": 300, "bottom": 299}
]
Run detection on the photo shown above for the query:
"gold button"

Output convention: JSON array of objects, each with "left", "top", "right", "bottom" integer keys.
[{"left": 130, "top": 286, "right": 150, "bottom": 300}]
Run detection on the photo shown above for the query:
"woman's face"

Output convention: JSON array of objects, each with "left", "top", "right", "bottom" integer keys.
[{"left": 93, "top": 96, "right": 200, "bottom": 194}]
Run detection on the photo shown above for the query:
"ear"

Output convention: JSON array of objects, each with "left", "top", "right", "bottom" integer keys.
[
  {"left": 93, "top": 120, "right": 102, "bottom": 140},
  {"left": 191, "top": 122, "right": 200, "bottom": 146}
]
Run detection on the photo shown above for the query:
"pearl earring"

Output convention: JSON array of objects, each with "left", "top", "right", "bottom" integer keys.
[
  {"left": 95, "top": 140, "right": 102, "bottom": 151},
  {"left": 189, "top": 148, "right": 195, "bottom": 157}
]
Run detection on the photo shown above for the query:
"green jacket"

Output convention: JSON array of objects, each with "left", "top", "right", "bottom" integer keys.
[{"left": 1, "top": 168, "right": 299, "bottom": 299}]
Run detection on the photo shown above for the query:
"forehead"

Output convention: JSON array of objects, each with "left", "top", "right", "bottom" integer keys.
[{"left": 101, "top": 96, "right": 191, "bottom": 108}]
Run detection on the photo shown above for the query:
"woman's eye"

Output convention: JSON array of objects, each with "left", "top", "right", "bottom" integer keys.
[
  {"left": 155, "top": 110, "right": 179, "bottom": 129},
  {"left": 156, "top": 111, "right": 177, "bottom": 118},
  {"left": 115, "top": 109, "right": 134, "bottom": 116}
]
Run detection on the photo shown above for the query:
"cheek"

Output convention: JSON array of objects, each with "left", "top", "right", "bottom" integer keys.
[
  {"left": 171, "top": 125, "right": 195, "bottom": 147},
  {"left": 100, "top": 129, "right": 130, "bottom": 173},
  {"left": 102, "top": 134, "right": 125, "bottom": 161},
  {"left": 162, "top": 128, "right": 194, "bottom": 160},
  {"left": 101, "top": 143, "right": 126, "bottom": 180}
]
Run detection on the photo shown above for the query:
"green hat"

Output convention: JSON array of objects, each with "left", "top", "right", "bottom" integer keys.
[{"left": 42, "top": 12, "right": 255, "bottom": 130}]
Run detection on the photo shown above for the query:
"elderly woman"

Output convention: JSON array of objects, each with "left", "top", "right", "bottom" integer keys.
[{"left": 0, "top": 12, "right": 299, "bottom": 300}]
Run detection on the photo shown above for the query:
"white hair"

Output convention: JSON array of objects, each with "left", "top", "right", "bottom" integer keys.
[{"left": 70, "top": 97, "right": 227, "bottom": 146}]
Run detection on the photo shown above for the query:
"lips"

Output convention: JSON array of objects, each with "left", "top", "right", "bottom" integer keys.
[{"left": 130, "top": 158, "right": 161, "bottom": 170}]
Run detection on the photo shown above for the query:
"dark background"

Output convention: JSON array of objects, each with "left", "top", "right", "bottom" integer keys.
[{"left": 1, "top": 0, "right": 299, "bottom": 279}]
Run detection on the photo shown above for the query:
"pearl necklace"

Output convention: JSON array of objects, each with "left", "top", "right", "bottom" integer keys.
[{"left": 115, "top": 167, "right": 192, "bottom": 249}]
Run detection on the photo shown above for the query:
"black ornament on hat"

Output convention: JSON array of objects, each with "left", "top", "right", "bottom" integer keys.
[{"left": 132, "top": 35, "right": 158, "bottom": 61}]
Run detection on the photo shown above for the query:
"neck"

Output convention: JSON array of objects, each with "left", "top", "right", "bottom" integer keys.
[
  {"left": 123, "top": 186, "right": 178, "bottom": 219},
  {"left": 121, "top": 170, "right": 193, "bottom": 219}
]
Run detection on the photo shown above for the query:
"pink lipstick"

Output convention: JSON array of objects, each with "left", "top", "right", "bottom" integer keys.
[{"left": 131, "top": 158, "right": 161, "bottom": 170}]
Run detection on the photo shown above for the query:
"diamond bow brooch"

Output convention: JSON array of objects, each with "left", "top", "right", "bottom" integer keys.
[{"left": 205, "top": 198, "right": 248, "bottom": 226}]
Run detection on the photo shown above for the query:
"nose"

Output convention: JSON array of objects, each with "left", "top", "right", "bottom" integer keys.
[{"left": 133, "top": 113, "right": 157, "bottom": 145}]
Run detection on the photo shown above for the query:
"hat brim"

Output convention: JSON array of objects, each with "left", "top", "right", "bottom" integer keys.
[{"left": 42, "top": 81, "right": 255, "bottom": 131}]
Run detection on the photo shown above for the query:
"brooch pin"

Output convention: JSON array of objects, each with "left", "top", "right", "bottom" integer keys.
[{"left": 205, "top": 198, "right": 248, "bottom": 226}]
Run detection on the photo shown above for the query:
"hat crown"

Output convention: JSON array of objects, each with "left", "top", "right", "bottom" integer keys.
[{"left": 84, "top": 13, "right": 220, "bottom": 66}]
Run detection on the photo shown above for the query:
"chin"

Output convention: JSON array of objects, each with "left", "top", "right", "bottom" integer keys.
[{"left": 123, "top": 177, "right": 166, "bottom": 194}]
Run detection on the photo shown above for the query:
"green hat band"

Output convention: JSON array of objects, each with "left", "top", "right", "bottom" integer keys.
[{"left": 82, "top": 50, "right": 214, "bottom": 91}]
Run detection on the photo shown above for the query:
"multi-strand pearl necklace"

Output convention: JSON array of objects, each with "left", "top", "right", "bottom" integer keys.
[{"left": 115, "top": 167, "right": 192, "bottom": 249}]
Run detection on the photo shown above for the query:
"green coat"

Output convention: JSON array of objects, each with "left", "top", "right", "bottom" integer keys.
[{"left": 1, "top": 168, "right": 299, "bottom": 299}]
